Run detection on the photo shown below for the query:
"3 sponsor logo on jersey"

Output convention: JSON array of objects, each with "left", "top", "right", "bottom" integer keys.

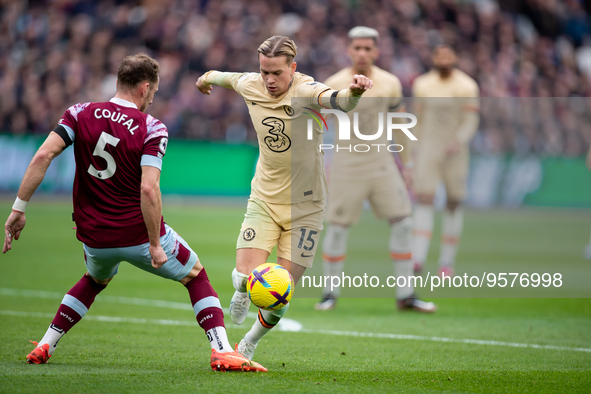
[
  {"left": 262, "top": 117, "right": 291, "bottom": 152},
  {"left": 94, "top": 108, "right": 139, "bottom": 135}
]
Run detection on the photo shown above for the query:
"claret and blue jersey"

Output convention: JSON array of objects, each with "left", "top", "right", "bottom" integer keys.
[{"left": 54, "top": 97, "right": 169, "bottom": 248}]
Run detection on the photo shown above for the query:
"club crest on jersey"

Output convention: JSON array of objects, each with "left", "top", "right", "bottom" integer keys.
[
  {"left": 283, "top": 105, "right": 294, "bottom": 116},
  {"left": 262, "top": 117, "right": 291, "bottom": 153},
  {"left": 243, "top": 228, "right": 256, "bottom": 241},
  {"left": 159, "top": 137, "right": 168, "bottom": 155}
]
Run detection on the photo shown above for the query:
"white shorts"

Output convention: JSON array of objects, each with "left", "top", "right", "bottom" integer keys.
[{"left": 83, "top": 224, "right": 197, "bottom": 281}]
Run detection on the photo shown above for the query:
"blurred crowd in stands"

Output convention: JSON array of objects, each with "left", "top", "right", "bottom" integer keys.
[{"left": 1, "top": 0, "right": 590, "bottom": 155}]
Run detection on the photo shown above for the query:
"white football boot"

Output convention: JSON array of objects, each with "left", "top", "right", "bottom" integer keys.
[
  {"left": 314, "top": 294, "right": 337, "bottom": 311},
  {"left": 229, "top": 290, "right": 250, "bottom": 325},
  {"left": 236, "top": 338, "right": 257, "bottom": 360}
]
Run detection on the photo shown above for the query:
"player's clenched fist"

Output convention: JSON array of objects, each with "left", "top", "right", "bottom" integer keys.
[
  {"left": 195, "top": 76, "right": 213, "bottom": 95},
  {"left": 349, "top": 74, "right": 373, "bottom": 96},
  {"left": 149, "top": 244, "right": 168, "bottom": 269}
]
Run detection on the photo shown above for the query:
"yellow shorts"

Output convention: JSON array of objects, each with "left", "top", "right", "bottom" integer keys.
[
  {"left": 237, "top": 197, "right": 326, "bottom": 268},
  {"left": 414, "top": 150, "right": 469, "bottom": 201},
  {"left": 326, "top": 169, "right": 412, "bottom": 226}
]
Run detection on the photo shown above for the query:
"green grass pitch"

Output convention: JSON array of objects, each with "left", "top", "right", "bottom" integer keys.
[{"left": 0, "top": 200, "right": 590, "bottom": 393}]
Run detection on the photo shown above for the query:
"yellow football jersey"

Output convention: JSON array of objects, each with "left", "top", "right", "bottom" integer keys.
[
  {"left": 412, "top": 69, "right": 479, "bottom": 156},
  {"left": 203, "top": 71, "right": 356, "bottom": 204},
  {"left": 324, "top": 65, "right": 404, "bottom": 179}
]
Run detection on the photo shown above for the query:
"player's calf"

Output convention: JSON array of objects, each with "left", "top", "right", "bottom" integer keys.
[
  {"left": 239, "top": 304, "right": 290, "bottom": 360},
  {"left": 28, "top": 274, "right": 108, "bottom": 363},
  {"left": 317, "top": 224, "right": 348, "bottom": 309},
  {"left": 184, "top": 268, "right": 235, "bottom": 353}
]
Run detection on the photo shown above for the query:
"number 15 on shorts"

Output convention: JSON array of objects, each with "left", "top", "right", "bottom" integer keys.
[{"left": 297, "top": 228, "right": 318, "bottom": 258}]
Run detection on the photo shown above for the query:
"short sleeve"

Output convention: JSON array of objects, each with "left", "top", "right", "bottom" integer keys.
[
  {"left": 54, "top": 102, "right": 91, "bottom": 145},
  {"left": 297, "top": 81, "right": 331, "bottom": 99},
  {"left": 232, "top": 73, "right": 254, "bottom": 96},
  {"left": 141, "top": 115, "right": 169, "bottom": 170}
]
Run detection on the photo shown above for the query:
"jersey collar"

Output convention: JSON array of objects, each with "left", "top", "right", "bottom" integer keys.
[{"left": 110, "top": 97, "right": 138, "bottom": 109}]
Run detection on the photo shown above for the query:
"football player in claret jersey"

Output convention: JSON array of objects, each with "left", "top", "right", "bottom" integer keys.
[
  {"left": 3, "top": 53, "right": 266, "bottom": 372},
  {"left": 315, "top": 27, "right": 435, "bottom": 313},
  {"left": 411, "top": 45, "right": 480, "bottom": 278},
  {"left": 196, "top": 35, "right": 372, "bottom": 361}
]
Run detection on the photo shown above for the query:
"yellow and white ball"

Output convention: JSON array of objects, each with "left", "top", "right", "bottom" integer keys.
[{"left": 247, "top": 263, "right": 293, "bottom": 310}]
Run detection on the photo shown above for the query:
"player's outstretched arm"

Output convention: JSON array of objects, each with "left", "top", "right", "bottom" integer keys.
[
  {"left": 195, "top": 71, "right": 246, "bottom": 95},
  {"left": 317, "top": 74, "right": 373, "bottom": 112},
  {"left": 140, "top": 165, "right": 167, "bottom": 269},
  {"left": 3, "top": 132, "right": 66, "bottom": 253}
]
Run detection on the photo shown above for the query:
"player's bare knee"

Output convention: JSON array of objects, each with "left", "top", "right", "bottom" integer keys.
[
  {"left": 446, "top": 200, "right": 461, "bottom": 211},
  {"left": 179, "top": 260, "right": 203, "bottom": 285},
  {"left": 86, "top": 272, "right": 113, "bottom": 285},
  {"left": 236, "top": 248, "right": 269, "bottom": 275},
  {"left": 417, "top": 194, "right": 434, "bottom": 205},
  {"left": 387, "top": 215, "right": 410, "bottom": 226}
]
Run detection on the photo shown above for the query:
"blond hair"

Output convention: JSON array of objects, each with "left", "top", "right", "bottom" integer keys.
[{"left": 257, "top": 35, "right": 298, "bottom": 64}]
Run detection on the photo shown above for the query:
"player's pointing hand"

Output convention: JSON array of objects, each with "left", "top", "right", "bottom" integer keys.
[
  {"left": 196, "top": 76, "right": 213, "bottom": 95},
  {"left": 349, "top": 74, "right": 373, "bottom": 96}
]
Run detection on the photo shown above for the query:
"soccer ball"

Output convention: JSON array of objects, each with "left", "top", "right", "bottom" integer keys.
[{"left": 247, "top": 263, "right": 293, "bottom": 311}]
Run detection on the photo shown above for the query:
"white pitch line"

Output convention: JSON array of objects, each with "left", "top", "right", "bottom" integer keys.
[
  {"left": 0, "top": 288, "right": 302, "bottom": 331},
  {"left": 298, "top": 328, "right": 591, "bottom": 353},
  {"left": 2, "top": 309, "right": 590, "bottom": 353},
  {"left": 0, "top": 310, "right": 196, "bottom": 327},
  {"left": 2, "top": 288, "right": 590, "bottom": 353}
]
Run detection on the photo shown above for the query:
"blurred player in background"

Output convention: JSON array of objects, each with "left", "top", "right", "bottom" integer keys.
[
  {"left": 412, "top": 45, "right": 480, "bottom": 278},
  {"left": 314, "top": 27, "right": 436, "bottom": 313},
  {"left": 2, "top": 53, "right": 266, "bottom": 372},
  {"left": 196, "top": 35, "right": 372, "bottom": 361}
]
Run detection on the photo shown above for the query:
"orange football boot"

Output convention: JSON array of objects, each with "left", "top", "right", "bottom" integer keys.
[
  {"left": 210, "top": 349, "right": 267, "bottom": 372},
  {"left": 27, "top": 341, "right": 51, "bottom": 364}
]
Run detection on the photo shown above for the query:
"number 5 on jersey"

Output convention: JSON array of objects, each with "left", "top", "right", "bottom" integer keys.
[{"left": 88, "top": 131, "right": 121, "bottom": 180}]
